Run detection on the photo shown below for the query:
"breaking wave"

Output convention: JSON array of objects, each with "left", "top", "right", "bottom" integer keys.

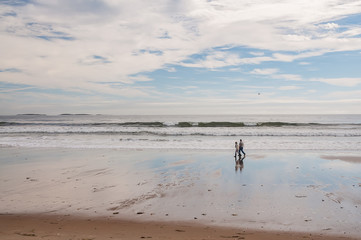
[
  {"left": 1, "top": 115, "right": 361, "bottom": 150},
  {"left": 1, "top": 121, "right": 358, "bottom": 128}
]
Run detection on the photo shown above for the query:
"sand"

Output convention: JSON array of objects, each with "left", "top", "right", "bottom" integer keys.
[
  {"left": 1, "top": 214, "right": 359, "bottom": 240},
  {"left": 1, "top": 147, "right": 360, "bottom": 239}
]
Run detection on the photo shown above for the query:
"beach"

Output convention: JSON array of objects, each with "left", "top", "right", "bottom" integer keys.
[
  {"left": 1, "top": 214, "right": 358, "bottom": 240},
  {"left": 1, "top": 147, "right": 360, "bottom": 239}
]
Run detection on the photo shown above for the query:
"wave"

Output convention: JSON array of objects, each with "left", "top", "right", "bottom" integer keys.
[
  {"left": 16, "top": 114, "right": 47, "bottom": 116},
  {"left": 0, "top": 121, "right": 166, "bottom": 127},
  {"left": 116, "top": 122, "right": 165, "bottom": 127},
  {"left": 176, "top": 122, "right": 246, "bottom": 127},
  {"left": 2, "top": 121, "right": 360, "bottom": 128},
  {"left": 1, "top": 129, "right": 360, "bottom": 137},
  {"left": 256, "top": 122, "right": 320, "bottom": 127},
  {"left": 0, "top": 122, "right": 20, "bottom": 126},
  {"left": 120, "top": 121, "right": 338, "bottom": 127}
]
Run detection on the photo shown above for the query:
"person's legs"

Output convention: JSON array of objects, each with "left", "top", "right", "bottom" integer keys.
[{"left": 240, "top": 147, "right": 246, "bottom": 156}]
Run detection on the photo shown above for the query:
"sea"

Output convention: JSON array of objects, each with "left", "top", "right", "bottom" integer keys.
[{"left": 0, "top": 114, "right": 360, "bottom": 151}]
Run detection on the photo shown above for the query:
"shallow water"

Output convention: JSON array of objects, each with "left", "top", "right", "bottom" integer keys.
[{"left": 0, "top": 148, "right": 360, "bottom": 237}]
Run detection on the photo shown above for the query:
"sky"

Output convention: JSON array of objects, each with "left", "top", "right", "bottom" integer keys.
[{"left": 1, "top": 0, "right": 361, "bottom": 115}]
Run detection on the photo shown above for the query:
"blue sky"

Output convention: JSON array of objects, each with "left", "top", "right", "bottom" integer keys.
[{"left": 1, "top": 0, "right": 361, "bottom": 114}]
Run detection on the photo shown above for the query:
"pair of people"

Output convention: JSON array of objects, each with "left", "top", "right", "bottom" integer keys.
[{"left": 234, "top": 139, "right": 246, "bottom": 158}]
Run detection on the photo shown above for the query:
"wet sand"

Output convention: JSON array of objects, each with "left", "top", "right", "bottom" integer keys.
[
  {"left": 0, "top": 147, "right": 360, "bottom": 239},
  {"left": 1, "top": 214, "right": 358, "bottom": 240}
]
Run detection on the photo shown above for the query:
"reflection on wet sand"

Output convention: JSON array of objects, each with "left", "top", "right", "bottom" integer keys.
[
  {"left": 321, "top": 155, "right": 361, "bottom": 164},
  {"left": 235, "top": 155, "right": 245, "bottom": 173},
  {"left": 1, "top": 148, "right": 361, "bottom": 238}
]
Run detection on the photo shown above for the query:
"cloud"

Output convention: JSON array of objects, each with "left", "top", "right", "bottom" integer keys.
[
  {"left": 250, "top": 67, "right": 360, "bottom": 87},
  {"left": 249, "top": 51, "right": 265, "bottom": 56},
  {"left": 1, "top": 0, "right": 31, "bottom": 7},
  {"left": 325, "top": 90, "right": 361, "bottom": 98},
  {"left": 311, "top": 78, "right": 361, "bottom": 87},
  {"left": 1, "top": 0, "right": 361, "bottom": 114},
  {"left": 0, "top": 68, "right": 22, "bottom": 73},
  {"left": 307, "top": 89, "right": 317, "bottom": 94},
  {"left": 250, "top": 68, "right": 279, "bottom": 75},
  {"left": 167, "top": 86, "right": 198, "bottom": 91},
  {"left": 182, "top": 49, "right": 329, "bottom": 70},
  {"left": 0, "top": 86, "right": 35, "bottom": 93},
  {"left": 250, "top": 68, "right": 302, "bottom": 81},
  {"left": 279, "top": 86, "right": 302, "bottom": 91},
  {"left": 319, "top": 22, "right": 339, "bottom": 30},
  {"left": 181, "top": 51, "right": 242, "bottom": 69},
  {"left": 273, "top": 74, "right": 303, "bottom": 81},
  {"left": 80, "top": 55, "right": 112, "bottom": 65},
  {"left": 128, "top": 75, "right": 153, "bottom": 83},
  {"left": 272, "top": 51, "right": 327, "bottom": 62}
]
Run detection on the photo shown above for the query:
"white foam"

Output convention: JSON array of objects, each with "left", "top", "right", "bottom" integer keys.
[{"left": 1, "top": 114, "right": 361, "bottom": 150}]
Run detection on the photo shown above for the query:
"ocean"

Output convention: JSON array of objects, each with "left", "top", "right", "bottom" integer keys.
[{"left": 0, "top": 114, "right": 360, "bottom": 151}]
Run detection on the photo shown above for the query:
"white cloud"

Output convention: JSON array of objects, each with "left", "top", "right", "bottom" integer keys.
[
  {"left": 168, "top": 86, "right": 198, "bottom": 90},
  {"left": 228, "top": 67, "right": 242, "bottom": 72},
  {"left": 183, "top": 49, "right": 329, "bottom": 70},
  {"left": 279, "top": 86, "right": 302, "bottom": 90},
  {"left": 1, "top": 0, "right": 361, "bottom": 114},
  {"left": 249, "top": 52, "right": 265, "bottom": 56},
  {"left": 250, "top": 69, "right": 302, "bottom": 81},
  {"left": 311, "top": 78, "right": 361, "bottom": 87},
  {"left": 129, "top": 75, "right": 153, "bottom": 83},
  {"left": 250, "top": 68, "right": 279, "bottom": 75},
  {"left": 272, "top": 51, "right": 327, "bottom": 62},
  {"left": 340, "top": 27, "right": 361, "bottom": 37},
  {"left": 0, "top": 86, "right": 35, "bottom": 93},
  {"left": 273, "top": 74, "right": 303, "bottom": 81},
  {"left": 181, "top": 51, "right": 242, "bottom": 69},
  {"left": 325, "top": 90, "right": 361, "bottom": 99},
  {"left": 283, "top": 34, "right": 311, "bottom": 42},
  {"left": 166, "top": 67, "right": 177, "bottom": 72},
  {"left": 319, "top": 22, "right": 339, "bottom": 30},
  {"left": 307, "top": 89, "right": 317, "bottom": 94}
]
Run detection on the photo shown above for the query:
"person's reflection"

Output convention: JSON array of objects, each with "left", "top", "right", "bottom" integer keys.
[{"left": 235, "top": 155, "right": 245, "bottom": 173}]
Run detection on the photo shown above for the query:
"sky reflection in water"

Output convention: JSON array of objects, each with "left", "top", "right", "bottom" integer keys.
[{"left": 131, "top": 150, "right": 361, "bottom": 235}]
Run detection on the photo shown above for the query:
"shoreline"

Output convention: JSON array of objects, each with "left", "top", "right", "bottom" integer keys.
[
  {"left": 1, "top": 213, "right": 359, "bottom": 240},
  {"left": 2, "top": 145, "right": 361, "bottom": 156},
  {"left": 1, "top": 147, "right": 360, "bottom": 239}
]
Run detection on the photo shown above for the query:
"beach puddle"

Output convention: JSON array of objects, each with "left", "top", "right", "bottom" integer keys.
[{"left": 321, "top": 155, "right": 361, "bottom": 164}]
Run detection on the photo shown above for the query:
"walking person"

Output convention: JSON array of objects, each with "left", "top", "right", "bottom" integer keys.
[
  {"left": 238, "top": 139, "right": 246, "bottom": 157},
  {"left": 234, "top": 141, "right": 239, "bottom": 157}
]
